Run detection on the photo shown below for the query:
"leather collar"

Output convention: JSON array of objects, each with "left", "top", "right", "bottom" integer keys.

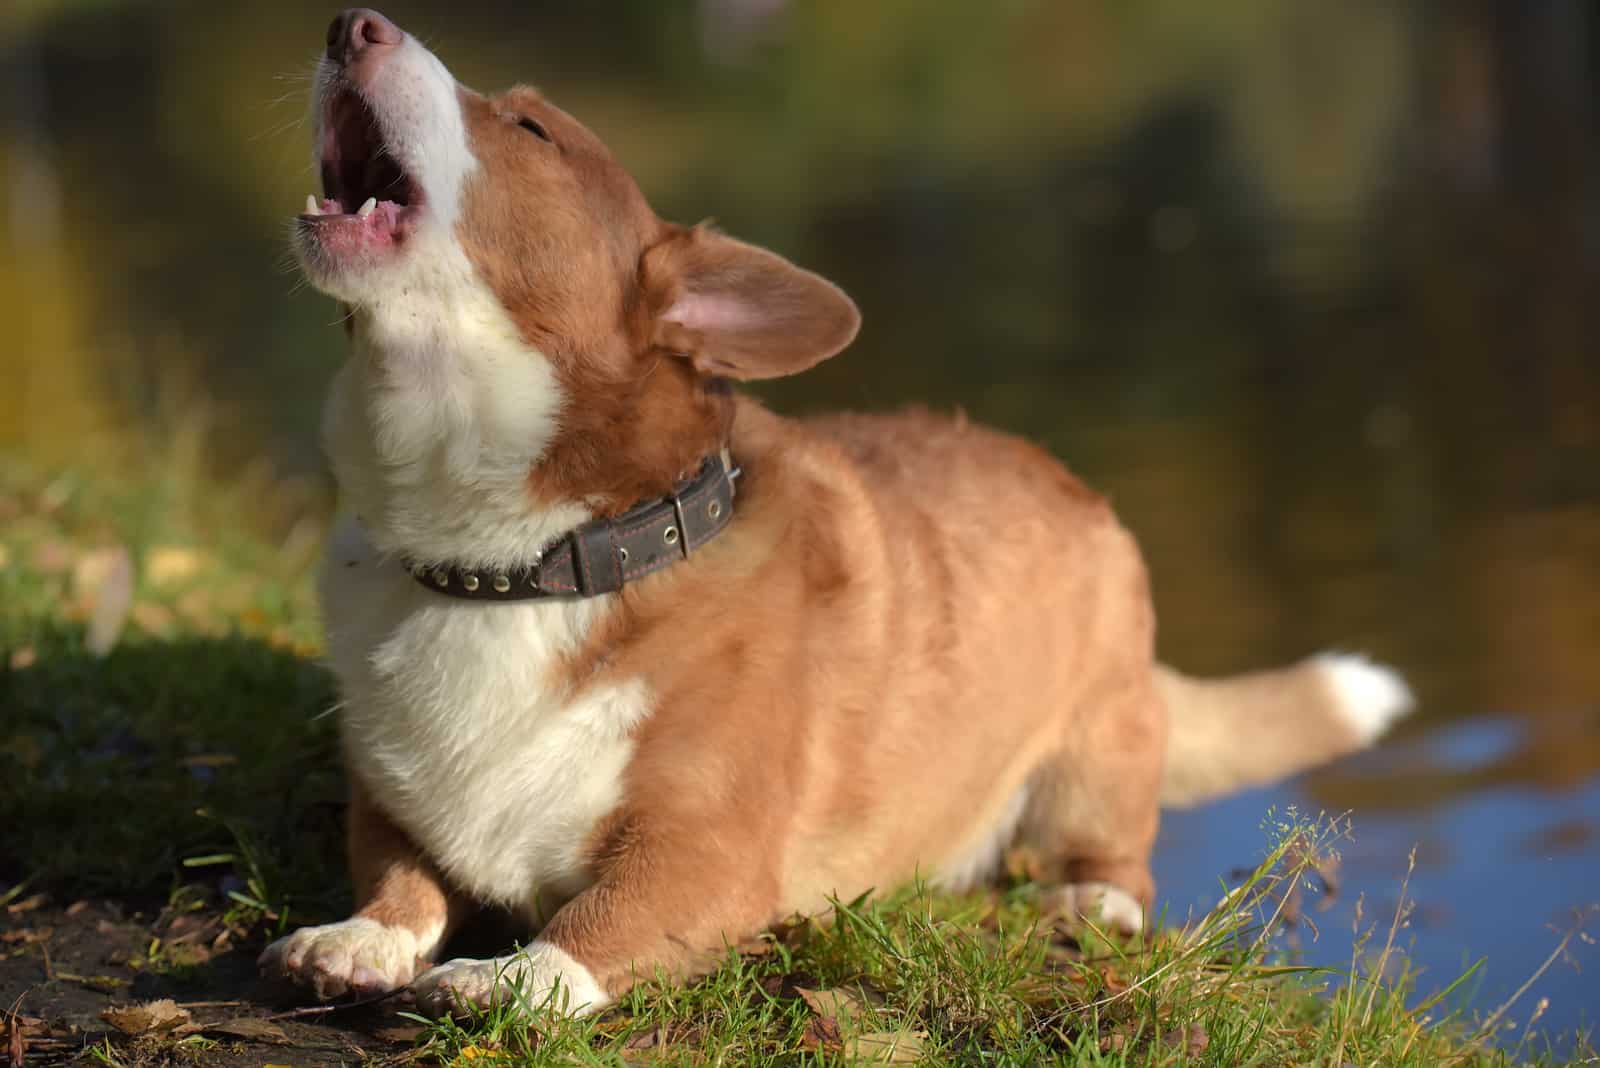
[{"left": 403, "top": 451, "right": 738, "bottom": 601}]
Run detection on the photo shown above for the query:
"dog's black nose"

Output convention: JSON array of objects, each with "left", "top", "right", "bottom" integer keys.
[{"left": 326, "top": 8, "right": 402, "bottom": 64}]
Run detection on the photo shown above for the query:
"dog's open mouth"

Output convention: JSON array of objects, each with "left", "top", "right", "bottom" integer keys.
[{"left": 299, "top": 89, "right": 423, "bottom": 244}]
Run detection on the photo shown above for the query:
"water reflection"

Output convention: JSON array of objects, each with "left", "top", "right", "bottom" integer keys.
[{"left": 4, "top": 0, "right": 1596, "bottom": 1039}]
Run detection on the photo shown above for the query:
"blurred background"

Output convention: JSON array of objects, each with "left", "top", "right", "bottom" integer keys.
[{"left": 4, "top": 0, "right": 1597, "bottom": 1040}]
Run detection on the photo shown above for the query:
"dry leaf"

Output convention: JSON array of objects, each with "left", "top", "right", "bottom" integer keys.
[
  {"left": 84, "top": 547, "right": 133, "bottom": 656},
  {"left": 101, "top": 999, "right": 192, "bottom": 1036},
  {"left": 128, "top": 600, "right": 176, "bottom": 637},
  {"left": 848, "top": 1030, "right": 928, "bottom": 1063},
  {"left": 796, "top": 987, "right": 863, "bottom": 1025},
  {"left": 375, "top": 1024, "right": 426, "bottom": 1043},
  {"left": 144, "top": 546, "right": 210, "bottom": 587},
  {"left": 5, "top": 893, "right": 47, "bottom": 915},
  {"left": 622, "top": 1027, "right": 661, "bottom": 1051},
  {"left": 205, "top": 1017, "right": 290, "bottom": 1043},
  {"left": 1164, "top": 1022, "right": 1209, "bottom": 1055},
  {"left": 30, "top": 540, "right": 72, "bottom": 574},
  {"left": 800, "top": 1013, "right": 843, "bottom": 1053}
]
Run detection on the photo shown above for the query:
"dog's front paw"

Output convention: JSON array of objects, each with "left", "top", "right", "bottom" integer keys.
[
  {"left": 259, "top": 917, "right": 426, "bottom": 999},
  {"left": 1042, "top": 881, "right": 1146, "bottom": 935},
  {"left": 411, "top": 943, "right": 608, "bottom": 1018}
]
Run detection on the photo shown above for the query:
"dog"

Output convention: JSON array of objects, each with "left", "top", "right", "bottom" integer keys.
[{"left": 259, "top": 8, "right": 1412, "bottom": 1016}]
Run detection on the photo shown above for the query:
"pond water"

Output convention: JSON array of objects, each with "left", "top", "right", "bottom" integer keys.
[{"left": 6, "top": 0, "right": 1598, "bottom": 1042}]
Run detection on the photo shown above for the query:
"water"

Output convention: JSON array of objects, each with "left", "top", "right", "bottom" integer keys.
[{"left": 5, "top": 0, "right": 1597, "bottom": 1040}]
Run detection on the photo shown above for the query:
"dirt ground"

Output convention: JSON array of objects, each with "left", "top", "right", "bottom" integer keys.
[{"left": 0, "top": 898, "right": 420, "bottom": 1067}]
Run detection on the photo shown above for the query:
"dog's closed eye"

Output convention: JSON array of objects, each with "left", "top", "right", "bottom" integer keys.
[{"left": 517, "top": 116, "right": 553, "bottom": 143}]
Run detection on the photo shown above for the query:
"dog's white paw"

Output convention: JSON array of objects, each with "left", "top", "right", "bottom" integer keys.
[
  {"left": 259, "top": 917, "right": 429, "bottom": 999},
  {"left": 411, "top": 942, "right": 608, "bottom": 1018},
  {"left": 1044, "top": 881, "right": 1146, "bottom": 935}
]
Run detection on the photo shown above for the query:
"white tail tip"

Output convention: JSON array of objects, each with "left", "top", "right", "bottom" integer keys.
[{"left": 1313, "top": 652, "right": 1414, "bottom": 743}]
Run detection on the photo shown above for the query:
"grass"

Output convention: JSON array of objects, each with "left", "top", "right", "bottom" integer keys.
[{"left": 1, "top": 453, "right": 1594, "bottom": 1067}]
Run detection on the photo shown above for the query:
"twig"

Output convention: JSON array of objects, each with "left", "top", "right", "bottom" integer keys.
[
  {"left": 260, "top": 990, "right": 401, "bottom": 1021},
  {"left": 1477, "top": 923, "right": 1581, "bottom": 1039}
]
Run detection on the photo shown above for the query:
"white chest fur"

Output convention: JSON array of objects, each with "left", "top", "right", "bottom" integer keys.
[
  {"left": 321, "top": 515, "right": 650, "bottom": 911},
  {"left": 315, "top": 272, "right": 649, "bottom": 913}
]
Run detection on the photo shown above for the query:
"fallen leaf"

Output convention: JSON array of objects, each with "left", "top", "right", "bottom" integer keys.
[
  {"left": 204, "top": 1017, "right": 290, "bottom": 1043},
  {"left": 177, "top": 753, "right": 237, "bottom": 769},
  {"left": 65, "top": 900, "right": 90, "bottom": 918},
  {"left": 175, "top": 588, "right": 215, "bottom": 627},
  {"left": 7, "top": 1015, "right": 24, "bottom": 1067},
  {"left": 101, "top": 999, "right": 192, "bottom": 1036},
  {"left": 128, "top": 600, "right": 175, "bottom": 637},
  {"left": 7, "top": 646, "right": 35, "bottom": 670},
  {"left": 30, "top": 539, "right": 72, "bottom": 574},
  {"left": 144, "top": 546, "right": 210, "bottom": 587},
  {"left": 84, "top": 547, "right": 133, "bottom": 656},
  {"left": 799, "top": 1013, "right": 843, "bottom": 1053},
  {"left": 6, "top": 893, "right": 47, "bottom": 915},
  {"left": 622, "top": 1027, "right": 660, "bottom": 1051},
  {"left": 848, "top": 1030, "right": 928, "bottom": 1063},
  {"left": 796, "top": 987, "right": 863, "bottom": 1025},
  {"left": 1164, "top": 1022, "right": 1208, "bottom": 1055},
  {"left": 375, "top": 1024, "right": 426, "bottom": 1043}
]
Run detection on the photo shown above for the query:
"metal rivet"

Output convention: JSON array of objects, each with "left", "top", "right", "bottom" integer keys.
[
  {"left": 618, "top": 546, "right": 630, "bottom": 562},
  {"left": 432, "top": 569, "right": 450, "bottom": 587},
  {"left": 707, "top": 500, "right": 722, "bottom": 519},
  {"left": 462, "top": 573, "right": 480, "bottom": 592},
  {"left": 492, "top": 574, "right": 511, "bottom": 593},
  {"left": 663, "top": 526, "right": 679, "bottom": 545}
]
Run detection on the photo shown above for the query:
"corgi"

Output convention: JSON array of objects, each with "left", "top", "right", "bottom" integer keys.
[{"left": 259, "top": 8, "right": 1411, "bottom": 1016}]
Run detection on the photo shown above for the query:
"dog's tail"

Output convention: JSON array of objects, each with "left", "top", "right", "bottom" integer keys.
[{"left": 1156, "top": 653, "right": 1412, "bottom": 808}]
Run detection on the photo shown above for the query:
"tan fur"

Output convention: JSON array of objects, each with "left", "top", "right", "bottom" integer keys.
[{"left": 279, "top": 11, "right": 1408, "bottom": 1010}]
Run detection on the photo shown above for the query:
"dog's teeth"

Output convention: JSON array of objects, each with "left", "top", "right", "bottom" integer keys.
[
  {"left": 357, "top": 197, "right": 377, "bottom": 218},
  {"left": 305, "top": 194, "right": 320, "bottom": 215}
]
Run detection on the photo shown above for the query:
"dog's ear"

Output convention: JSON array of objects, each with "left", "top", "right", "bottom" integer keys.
[{"left": 641, "top": 225, "right": 860, "bottom": 380}]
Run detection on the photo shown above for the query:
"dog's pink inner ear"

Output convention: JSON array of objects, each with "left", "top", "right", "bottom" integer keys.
[{"left": 645, "top": 226, "right": 860, "bottom": 381}]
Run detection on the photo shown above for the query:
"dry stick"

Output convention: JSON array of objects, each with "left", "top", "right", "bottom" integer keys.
[
  {"left": 1359, "top": 847, "right": 1416, "bottom": 1029},
  {"left": 259, "top": 990, "right": 402, "bottom": 1022},
  {"left": 1476, "top": 924, "right": 1581, "bottom": 1040}
]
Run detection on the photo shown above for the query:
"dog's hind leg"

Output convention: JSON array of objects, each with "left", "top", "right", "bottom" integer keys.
[{"left": 1017, "top": 673, "right": 1166, "bottom": 935}]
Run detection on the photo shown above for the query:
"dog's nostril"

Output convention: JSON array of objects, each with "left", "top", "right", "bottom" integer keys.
[{"left": 326, "top": 8, "right": 403, "bottom": 63}]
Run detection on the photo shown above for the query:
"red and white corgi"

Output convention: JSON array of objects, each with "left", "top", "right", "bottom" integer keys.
[{"left": 260, "top": 8, "right": 1411, "bottom": 1016}]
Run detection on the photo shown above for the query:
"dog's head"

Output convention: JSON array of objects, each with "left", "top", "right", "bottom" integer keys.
[{"left": 297, "top": 8, "right": 858, "bottom": 516}]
